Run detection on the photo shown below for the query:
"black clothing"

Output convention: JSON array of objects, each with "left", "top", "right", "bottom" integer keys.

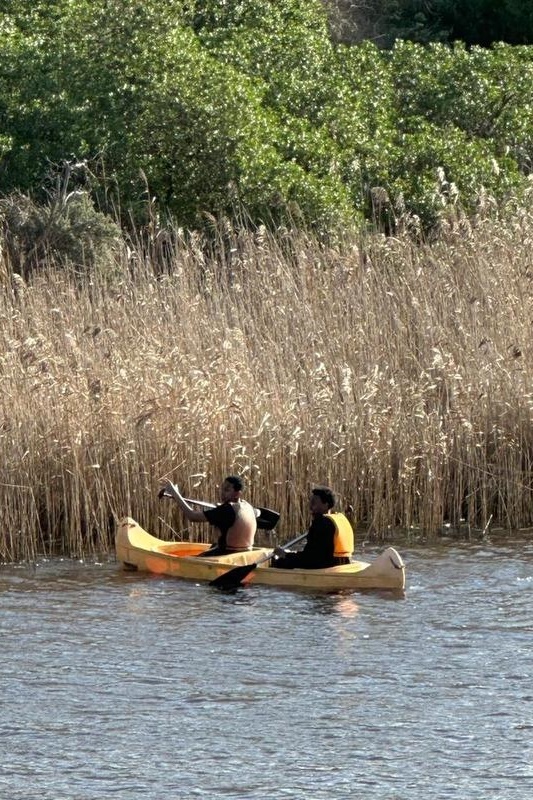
[
  {"left": 273, "top": 515, "right": 350, "bottom": 569},
  {"left": 197, "top": 502, "right": 236, "bottom": 556}
]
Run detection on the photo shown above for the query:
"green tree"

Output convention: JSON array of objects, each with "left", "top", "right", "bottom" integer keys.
[
  {"left": 1, "top": 1, "right": 532, "bottom": 235},
  {"left": 390, "top": 41, "right": 533, "bottom": 174}
]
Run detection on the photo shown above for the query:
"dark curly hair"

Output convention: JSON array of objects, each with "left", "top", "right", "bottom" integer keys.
[
  {"left": 312, "top": 486, "right": 336, "bottom": 509},
  {"left": 225, "top": 475, "right": 244, "bottom": 492}
]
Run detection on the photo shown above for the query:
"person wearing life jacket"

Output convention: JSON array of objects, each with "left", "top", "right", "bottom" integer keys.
[
  {"left": 159, "top": 475, "right": 257, "bottom": 556},
  {"left": 272, "top": 486, "right": 354, "bottom": 569}
]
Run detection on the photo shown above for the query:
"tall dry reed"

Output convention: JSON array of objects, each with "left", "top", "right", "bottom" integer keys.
[{"left": 1, "top": 206, "right": 533, "bottom": 560}]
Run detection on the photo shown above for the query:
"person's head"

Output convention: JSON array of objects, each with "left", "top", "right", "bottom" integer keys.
[
  {"left": 220, "top": 475, "right": 244, "bottom": 502},
  {"left": 309, "top": 486, "right": 336, "bottom": 516}
]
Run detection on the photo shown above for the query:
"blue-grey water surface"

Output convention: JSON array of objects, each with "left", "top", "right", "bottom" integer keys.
[{"left": 1, "top": 539, "right": 532, "bottom": 800}]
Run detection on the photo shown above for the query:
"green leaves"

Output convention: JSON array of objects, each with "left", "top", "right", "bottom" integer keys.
[{"left": 0, "top": 1, "right": 532, "bottom": 233}]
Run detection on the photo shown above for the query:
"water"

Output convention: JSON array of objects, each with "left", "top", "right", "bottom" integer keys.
[{"left": 1, "top": 539, "right": 532, "bottom": 800}]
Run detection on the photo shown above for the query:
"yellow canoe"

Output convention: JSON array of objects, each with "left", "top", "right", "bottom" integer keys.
[{"left": 115, "top": 517, "right": 406, "bottom": 592}]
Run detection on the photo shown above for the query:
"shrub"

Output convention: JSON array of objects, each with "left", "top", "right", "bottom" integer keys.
[{"left": 1, "top": 185, "right": 122, "bottom": 279}]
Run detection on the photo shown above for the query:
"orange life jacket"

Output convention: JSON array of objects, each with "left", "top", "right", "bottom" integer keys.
[{"left": 328, "top": 512, "right": 354, "bottom": 558}]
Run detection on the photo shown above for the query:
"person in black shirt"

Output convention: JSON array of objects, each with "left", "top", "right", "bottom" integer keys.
[
  {"left": 272, "top": 486, "right": 351, "bottom": 569},
  {"left": 159, "top": 475, "right": 257, "bottom": 555}
]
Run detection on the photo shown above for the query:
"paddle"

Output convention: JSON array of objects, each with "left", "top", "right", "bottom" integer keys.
[
  {"left": 158, "top": 490, "right": 280, "bottom": 531},
  {"left": 209, "top": 531, "right": 308, "bottom": 589}
]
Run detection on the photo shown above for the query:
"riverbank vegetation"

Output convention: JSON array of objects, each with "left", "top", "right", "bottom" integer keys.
[
  {"left": 1, "top": 200, "right": 533, "bottom": 560},
  {"left": 2, "top": 1, "right": 533, "bottom": 234},
  {"left": 1, "top": 0, "right": 533, "bottom": 559}
]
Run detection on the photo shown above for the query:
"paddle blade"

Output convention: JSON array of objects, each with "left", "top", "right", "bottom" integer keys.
[
  {"left": 256, "top": 507, "right": 280, "bottom": 530},
  {"left": 209, "top": 563, "right": 258, "bottom": 589}
]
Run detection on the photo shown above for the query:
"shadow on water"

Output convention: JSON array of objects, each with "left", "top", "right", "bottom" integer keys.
[{"left": 305, "top": 588, "right": 405, "bottom": 616}]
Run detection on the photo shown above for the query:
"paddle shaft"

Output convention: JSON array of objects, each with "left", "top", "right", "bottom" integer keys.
[
  {"left": 254, "top": 530, "right": 308, "bottom": 568},
  {"left": 209, "top": 530, "right": 309, "bottom": 589},
  {"left": 159, "top": 489, "right": 270, "bottom": 517},
  {"left": 159, "top": 492, "right": 239, "bottom": 510},
  {"left": 185, "top": 497, "right": 225, "bottom": 511}
]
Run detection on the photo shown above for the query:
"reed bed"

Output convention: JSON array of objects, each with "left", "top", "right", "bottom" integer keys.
[{"left": 1, "top": 207, "right": 533, "bottom": 560}]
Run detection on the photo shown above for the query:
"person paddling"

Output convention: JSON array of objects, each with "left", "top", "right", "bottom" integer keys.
[
  {"left": 159, "top": 475, "right": 257, "bottom": 556},
  {"left": 272, "top": 486, "right": 353, "bottom": 569}
]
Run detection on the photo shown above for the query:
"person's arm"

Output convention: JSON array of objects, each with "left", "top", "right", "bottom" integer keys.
[
  {"left": 159, "top": 479, "right": 206, "bottom": 522},
  {"left": 273, "top": 527, "right": 309, "bottom": 559}
]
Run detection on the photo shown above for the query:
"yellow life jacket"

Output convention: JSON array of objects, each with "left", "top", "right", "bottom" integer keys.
[{"left": 328, "top": 512, "right": 354, "bottom": 558}]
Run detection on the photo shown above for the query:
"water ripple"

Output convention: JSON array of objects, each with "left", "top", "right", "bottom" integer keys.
[{"left": 1, "top": 542, "right": 533, "bottom": 798}]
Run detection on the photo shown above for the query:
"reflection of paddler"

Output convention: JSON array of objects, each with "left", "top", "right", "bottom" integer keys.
[
  {"left": 272, "top": 486, "right": 354, "bottom": 569},
  {"left": 334, "top": 596, "right": 360, "bottom": 619},
  {"left": 159, "top": 475, "right": 257, "bottom": 556}
]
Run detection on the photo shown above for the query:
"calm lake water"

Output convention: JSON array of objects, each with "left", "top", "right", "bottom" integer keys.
[{"left": 1, "top": 538, "right": 532, "bottom": 800}]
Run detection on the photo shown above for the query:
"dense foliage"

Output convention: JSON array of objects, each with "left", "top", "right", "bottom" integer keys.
[{"left": 1, "top": 0, "right": 532, "bottom": 233}]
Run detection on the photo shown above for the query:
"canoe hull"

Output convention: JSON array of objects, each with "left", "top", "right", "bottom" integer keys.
[
  {"left": 115, "top": 517, "right": 406, "bottom": 592},
  {"left": 115, "top": 517, "right": 273, "bottom": 583},
  {"left": 246, "top": 551, "right": 405, "bottom": 591}
]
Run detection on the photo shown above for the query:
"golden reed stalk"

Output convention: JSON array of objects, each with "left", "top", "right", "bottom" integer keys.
[{"left": 1, "top": 211, "right": 533, "bottom": 560}]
